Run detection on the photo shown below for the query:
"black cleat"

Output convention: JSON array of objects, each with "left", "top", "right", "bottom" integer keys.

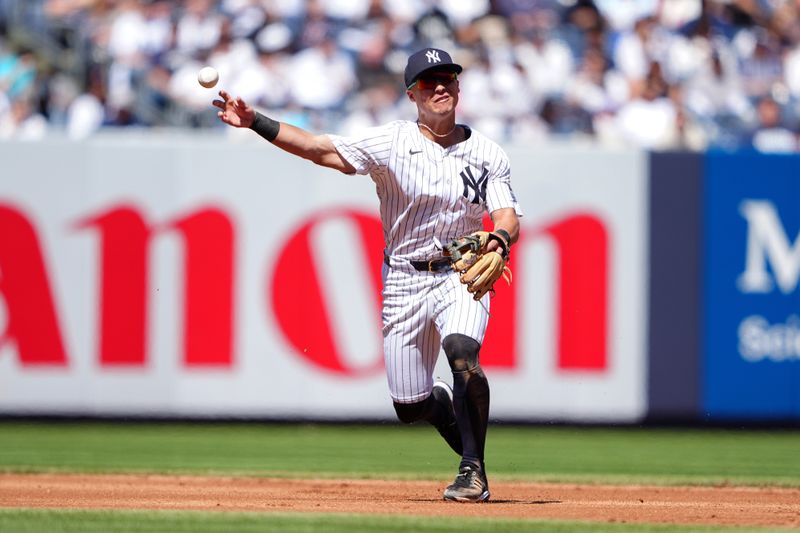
[{"left": 443, "top": 464, "right": 490, "bottom": 502}]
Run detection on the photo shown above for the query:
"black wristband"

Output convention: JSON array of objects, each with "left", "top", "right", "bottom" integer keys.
[
  {"left": 489, "top": 230, "right": 511, "bottom": 260},
  {"left": 250, "top": 111, "right": 280, "bottom": 142},
  {"left": 494, "top": 229, "right": 511, "bottom": 247}
]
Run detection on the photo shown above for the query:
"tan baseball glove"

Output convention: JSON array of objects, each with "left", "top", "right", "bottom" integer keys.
[{"left": 443, "top": 231, "right": 512, "bottom": 300}]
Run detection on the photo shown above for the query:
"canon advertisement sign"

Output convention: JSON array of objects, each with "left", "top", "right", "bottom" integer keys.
[
  {"left": 704, "top": 153, "right": 800, "bottom": 418},
  {"left": 0, "top": 139, "right": 648, "bottom": 422}
]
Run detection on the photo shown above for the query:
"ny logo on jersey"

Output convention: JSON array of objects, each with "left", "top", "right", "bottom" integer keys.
[
  {"left": 460, "top": 166, "right": 488, "bottom": 204},
  {"left": 425, "top": 50, "right": 441, "bottom": 63}
]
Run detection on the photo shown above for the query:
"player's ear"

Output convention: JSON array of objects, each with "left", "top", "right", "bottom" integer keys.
[{"left": 407, "top": 90, "right": 415, "bottom": 102}]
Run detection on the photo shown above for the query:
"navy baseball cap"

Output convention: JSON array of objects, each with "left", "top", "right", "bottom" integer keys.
[{"left": 404, "top": 48, "right": 463, "bottom": 89}]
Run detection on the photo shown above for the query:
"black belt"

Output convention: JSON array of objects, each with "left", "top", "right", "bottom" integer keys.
[{"left": 383, "top": 253, "right": 451, "bottom": 273}]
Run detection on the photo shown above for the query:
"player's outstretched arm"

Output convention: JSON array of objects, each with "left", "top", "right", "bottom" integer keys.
[{"left": 212, "top": 91, "right": 355, "bottom": 174}]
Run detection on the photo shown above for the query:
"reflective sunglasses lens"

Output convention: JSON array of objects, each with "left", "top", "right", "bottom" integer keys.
[{"left": 415, "top": 72, "right": 456, "bottom": 90}]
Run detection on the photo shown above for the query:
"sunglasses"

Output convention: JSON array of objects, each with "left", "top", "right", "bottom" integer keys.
[{"left": 408, "top": 71, "right": 458, "bottom": 90}]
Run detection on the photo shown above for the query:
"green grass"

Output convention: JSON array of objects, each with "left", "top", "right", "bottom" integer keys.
[
  {"left": 0, "top": 509, "right": 788, "bottom": 533},
  {"left": 0, "top": 422, "right": 798, "bottom": 486}
]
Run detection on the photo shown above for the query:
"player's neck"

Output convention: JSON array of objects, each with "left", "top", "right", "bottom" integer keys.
[{"left": 417, "top": 119, "right": 461, "bottom": 146}]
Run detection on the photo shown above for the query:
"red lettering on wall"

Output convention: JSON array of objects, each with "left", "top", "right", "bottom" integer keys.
[
  {"left": 79, "top": 207, "right": 149, "bottom": 366},
  {"left": 79, "top": 205, "right": 235, "bottom": 367},
  {"left": 547, "top": 215, "right": 608, "bottom": 370},
  {"left": 172, "top": 209, "right": 234, "bottom": 366},
  {"left": 271, "top": 210, "right": 384, "bottom": 376},
  {"left": 0, "top": 204, "right": 68, "bottom": 365}
]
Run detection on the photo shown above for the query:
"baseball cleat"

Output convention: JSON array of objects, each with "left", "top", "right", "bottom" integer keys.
[
  {"left": 431, "top": 380, "right": 462, "bottom": 456},
  {"left": 443, "top": 464, "right": 490, "bottom": 502}
]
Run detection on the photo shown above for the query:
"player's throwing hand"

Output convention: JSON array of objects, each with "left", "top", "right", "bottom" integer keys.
[{"left": 212, "top": 90, "right": 255, "bottom": 128}]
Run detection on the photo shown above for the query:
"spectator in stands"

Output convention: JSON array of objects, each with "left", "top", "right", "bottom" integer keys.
[
  {"left": 459, "top": 48, "right": 533, "bottom": 140},
  {"left": 565, "top": 45, "right": 628, "bottom": 117},
  {"left": 748, "top": 94, "right": 798, "bottom": 153},
  {"left": 560, "top": 0, "right": 608, "bottom": 61},
  {"left": 514, "top": 23, "right": 574, "bottom": 107},
  {"left": 228, "top": 49, "right": 290, "bottom": 110},
  {"left": 0, "top": 46, "right": 37, "bottom": 101},
  {"left": 0, "top": 96, "right": 47, "bottom": 139},
  {"left": 738, "top": 28, "right": 786, "bottom": 100},
  {"left": 613, "top": 61, "right": 681, "bottom": 150},
  {"left": 175, "top": 0, "right": 225, "bottom": 59},
  {"left": 613, "top": 15, "right": 671, "bottom": 86},
  {"left": 66, "top": 68, "right": 105, "bottom": 138},
  {"left": 286, "top": 32, "right": 357, "bottom": 112},
  {"left": 682, "top": 45, "right": 753, "bottom": 149},
  {"left": 220, "top": 0, "right": 268, "bottom": 41}
]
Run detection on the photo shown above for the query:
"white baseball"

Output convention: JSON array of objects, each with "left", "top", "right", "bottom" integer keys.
[{"left": 197, "top": 66, "right": 219, "bottom": 89}]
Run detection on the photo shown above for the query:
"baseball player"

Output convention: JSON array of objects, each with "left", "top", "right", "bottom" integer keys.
[{"left": 213, "top": 47, "right": 522, "bottom": 502}]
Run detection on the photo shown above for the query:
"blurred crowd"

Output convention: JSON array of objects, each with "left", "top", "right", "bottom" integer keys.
[{"left": 1, "top": 0, "right": 800, "bottom": 152}]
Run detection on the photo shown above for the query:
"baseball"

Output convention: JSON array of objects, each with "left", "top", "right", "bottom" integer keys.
[{"left": 197, "top": 66, "right": 219, "bottom": 89}]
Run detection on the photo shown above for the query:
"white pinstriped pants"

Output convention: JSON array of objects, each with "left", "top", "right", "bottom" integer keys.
[{"left": 381, "top": 263, "right": 490, "bottom": 403}]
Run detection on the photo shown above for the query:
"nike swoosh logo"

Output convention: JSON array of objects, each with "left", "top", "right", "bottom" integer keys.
[{"left": 409, "top": 149, "right": 423, "bottom": 155}]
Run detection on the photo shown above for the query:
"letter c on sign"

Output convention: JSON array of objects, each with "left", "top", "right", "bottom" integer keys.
[{"left": 270, "top": 209, "right": 384, "bottom": 376}]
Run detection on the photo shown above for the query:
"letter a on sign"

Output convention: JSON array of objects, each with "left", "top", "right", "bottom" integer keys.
[{"left": 0, "top": 204, "right": 68, "bottom": 365}]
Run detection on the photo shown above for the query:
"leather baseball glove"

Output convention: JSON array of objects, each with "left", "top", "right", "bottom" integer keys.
[{"left": 443, "top": 231, "right": 512, "bottom": 300}]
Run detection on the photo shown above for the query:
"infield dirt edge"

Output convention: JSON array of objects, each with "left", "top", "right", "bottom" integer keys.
[{"left": 2, "top": 473, "right": 799, "bottom": 528}]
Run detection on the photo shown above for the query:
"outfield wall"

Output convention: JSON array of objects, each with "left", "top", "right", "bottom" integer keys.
[{"left": 0, "top": 136, "right": 797, "bottom": 422}]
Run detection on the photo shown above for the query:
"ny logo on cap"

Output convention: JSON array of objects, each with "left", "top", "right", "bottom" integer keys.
[{"left": 425, "top": 50, "right": 441, "bottom": 63}]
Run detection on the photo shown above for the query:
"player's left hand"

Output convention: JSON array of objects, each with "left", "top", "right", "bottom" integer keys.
[{"left": 443, "top": 231, "right": 512, "bottom": 300}]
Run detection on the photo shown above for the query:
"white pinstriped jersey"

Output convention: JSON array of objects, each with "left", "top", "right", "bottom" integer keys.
[
  {"left": 329, "top": 120, "right": 522, "bottom": 266},
  {"left": 329, "top": 119, "right": 522, "bottom": 403}
]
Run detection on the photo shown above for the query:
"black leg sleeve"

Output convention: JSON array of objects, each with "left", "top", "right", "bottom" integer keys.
[
  {"left": 393, "top": 391, "right": 462, "bottom": 456},
  {"left": 443, "top": 334, "right": 490, "bottom": 470}
]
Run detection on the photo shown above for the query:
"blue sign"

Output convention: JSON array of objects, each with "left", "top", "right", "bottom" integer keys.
[{"left": 703, "top": 152, "right": 800, "bottom": 419}]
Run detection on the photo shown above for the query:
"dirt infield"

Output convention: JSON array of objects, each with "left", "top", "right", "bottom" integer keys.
[{"left": 1, "top": 473, "right": 799, "bottom": 527}]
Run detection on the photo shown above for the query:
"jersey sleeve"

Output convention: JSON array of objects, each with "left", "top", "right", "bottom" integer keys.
[
  {"left": 485, "top": 149, "right": 524, "bottom": 217},
  {"left": 327, "top": 123, "right": 396, "bottom": 176}
]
